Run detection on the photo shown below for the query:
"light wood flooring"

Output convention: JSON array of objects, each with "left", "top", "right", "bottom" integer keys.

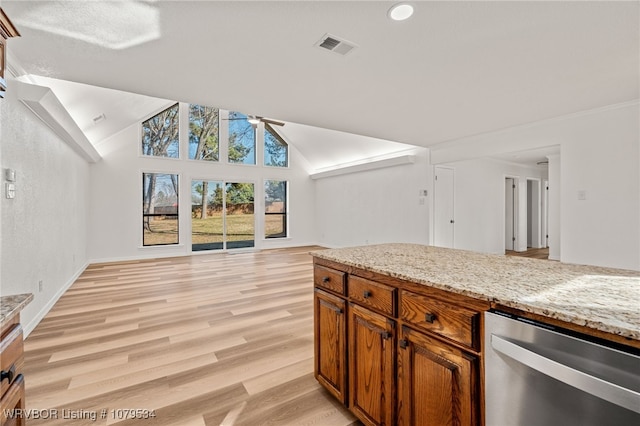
[
  {"left": 505, "top": 247, "right": 550, "bottom": 260},
  {"left": 23, "top": 247, "right": 359, "bottom": 426}
]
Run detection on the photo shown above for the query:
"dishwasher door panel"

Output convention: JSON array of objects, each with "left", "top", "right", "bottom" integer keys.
[{"left": 484, "top": 311, "right": 640, "bottom": 426}]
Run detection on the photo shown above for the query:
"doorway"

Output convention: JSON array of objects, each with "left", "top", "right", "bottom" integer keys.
[
  {"left": 526, "top": 179, "right": 541, "bottom": 249},
  {"left": 191, "top": 180, "right": 255, "bottom": 251}
]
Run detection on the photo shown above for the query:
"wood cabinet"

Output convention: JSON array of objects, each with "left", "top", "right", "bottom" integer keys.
[
  {"left": 397, "top": 326, "right": 478, "bottom": 426},
  {"left": 1, "top": 320, "right": 26, "bottom": 426},
  {"left": 348, "top": 303, "right": 395, "bottom": 426},
  {"left": 314, "top": 288, "right": 347, "bottom": 404},
  {"left": 313, "top": 259, "right": 488, "bottom": 426},
  {"left": 0, "top": 8, "right": 21, "bottom": 96}
]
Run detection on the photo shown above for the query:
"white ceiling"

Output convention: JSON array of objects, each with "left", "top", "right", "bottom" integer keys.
[{"left": 4, "top": 1, "right": 639, "bottom": 161}]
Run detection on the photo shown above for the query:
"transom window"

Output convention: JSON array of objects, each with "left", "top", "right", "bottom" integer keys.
[
  {"left": 264, "top": 124, "right": 288, "bottom": 167},
  {"left": 189, "top": 104, "right": 219, "bottom": 161},
  {"left": 141, "top": 104, "right": 180, "bottom": 158},
  {"left": 228, "top": 111, "right": 256, "bottom": 165}
]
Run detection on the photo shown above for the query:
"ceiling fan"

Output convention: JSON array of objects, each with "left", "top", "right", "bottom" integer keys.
[{"left": 226, "top": 114, "right": 285, "bottom": 129}]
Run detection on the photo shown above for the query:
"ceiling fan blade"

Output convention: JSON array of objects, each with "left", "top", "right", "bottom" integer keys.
[{"left": 260, "top": 117, "right": 285, "bottom": 126}]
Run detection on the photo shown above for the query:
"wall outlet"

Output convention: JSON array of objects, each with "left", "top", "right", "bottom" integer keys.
[{"left": 38, "top": 280, "right": 43, "bottom": 292}]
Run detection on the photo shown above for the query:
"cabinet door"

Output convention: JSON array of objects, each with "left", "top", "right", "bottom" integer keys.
[
  {"left": 397, "top": 326, "right": 478, "bottom": 426},
  {"left": 349, "top": 303, "right": 395, "bottom": 426},
  {"left": 0, "top": 374, "right": 25, "bottom": 426},
  {"left": 314, "top": 288, "right": 347, "bottom": 404}
]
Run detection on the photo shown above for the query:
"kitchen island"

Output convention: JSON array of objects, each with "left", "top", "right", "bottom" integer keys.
[
  {"left": 311, "top": 244, "right": 639, "bottom": 426},
  {"left": 1, "top": 293, "right": 32, "bottom": 426}
]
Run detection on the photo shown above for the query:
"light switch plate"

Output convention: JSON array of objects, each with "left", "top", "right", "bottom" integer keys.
[{"left": 5, "top": 182, "right": 15, "bottom": 199}]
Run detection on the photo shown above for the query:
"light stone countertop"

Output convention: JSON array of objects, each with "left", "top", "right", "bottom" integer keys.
[
  {"left": 0, "top": 293, "right": 33, "bottom": 329},
  {"left": 311, "top": 244, "right": 640, "bottom": 342}
]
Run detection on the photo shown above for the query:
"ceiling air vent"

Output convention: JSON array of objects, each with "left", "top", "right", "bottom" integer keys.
[{"left": 315, "top": 33, "right": 357, "bottom": 56}]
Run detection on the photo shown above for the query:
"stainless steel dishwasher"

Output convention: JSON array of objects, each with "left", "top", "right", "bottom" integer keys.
[{"left": 484, "top": 311, "right": 640, "bottom": 425}]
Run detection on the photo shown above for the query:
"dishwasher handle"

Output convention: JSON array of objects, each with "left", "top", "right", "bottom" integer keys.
[{"left": 491, "top": 334, "right": 640, "bottom": 414}]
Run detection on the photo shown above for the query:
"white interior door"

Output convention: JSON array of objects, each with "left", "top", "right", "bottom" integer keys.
[
  {"left": 527, "top": 179, "right": 541, "bottom": 248},
  {"left": 434, "top": 167, "right": 454, "bottom": 248},
  {"left": 505, "top": 178, "right": 515, "bottom": 251},
  {"left": 542, "top": 179, "right": 549, "bottom": 248}
]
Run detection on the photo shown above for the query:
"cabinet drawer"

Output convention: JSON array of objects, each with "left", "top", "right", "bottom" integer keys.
[
  {"left": 348, "top": 276, "right": 396, "bottom": 317},
  {"left": 314, "top": 265, "right": 346, "bottom": 295},
  {"left": 0, "top": 325, "right": 23, "bottom": 398},
  {"left": 401, "top": 291, "right": 480, "bottom": 349}
]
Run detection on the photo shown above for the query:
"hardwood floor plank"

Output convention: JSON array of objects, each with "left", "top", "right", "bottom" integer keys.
[{"left": 23, "top": 246, "right": 358, "bottom": 425}]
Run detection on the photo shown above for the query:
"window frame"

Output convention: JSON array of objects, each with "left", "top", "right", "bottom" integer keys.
[
  {"left": 227, "top": 111, "right": 257, "bottom": 165},
  {"left": 140, "top": 103, "right": 181, "bottom": 159},
  {"left": 264, "top": 179, "right": 288, "bottom": 239},
  {"left": 142, "top": 171, "right": 180, "bottom": 247},
  {"left": 187, "top": 104, "right": 220, "bottom": 162},
  {"left": 263, "top": 123, "right": 289, "bottom": 168}
]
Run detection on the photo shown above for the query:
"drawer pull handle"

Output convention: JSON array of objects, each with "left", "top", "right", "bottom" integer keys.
[
  {"left": 425, "top": 313, "right": 437, "bottom": 323},
  {"left": 363, "top": 290, "right": 372, "bottom": 299},
  {"left": 322, "top": 277, "right": 330, "bottom": 283},
  {"left": 1, "top": 365, "right": 15, "bottom": 384}
]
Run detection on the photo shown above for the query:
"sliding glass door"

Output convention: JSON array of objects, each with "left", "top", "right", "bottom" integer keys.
[
  {"left": 225, "top": 182, "right": 255, "bottom": 249},
  {"left": 191, "top": 180, "right": 254, "bottom": 251}
]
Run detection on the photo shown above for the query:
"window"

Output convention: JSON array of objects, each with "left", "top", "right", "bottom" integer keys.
[
  {"left": 264, "top": 124, "right": 288, "bottom": 167},
  {"left": 143, "top": 173, "right": 179, "bottom": 246},
  {"left": 228, "top": 111, "right": 255, "bottom": 164},
  {"left": 189, "top": 104, "right": 219, "bottom": 161},
  {"left": 142, "top": 104, "right": 180, "bottom": 158},
  {"left": 265, "top": 180, "right": 287, "bottom": 238}
]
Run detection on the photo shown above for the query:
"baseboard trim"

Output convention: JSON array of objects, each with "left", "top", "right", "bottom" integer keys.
[{"left": 23, "top": 262, "right": 89, "bottom": 338}]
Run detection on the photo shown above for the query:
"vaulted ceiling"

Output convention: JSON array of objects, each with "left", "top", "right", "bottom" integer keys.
[{"left": 4, "top": 1, "right": 639, "bottom": 159}]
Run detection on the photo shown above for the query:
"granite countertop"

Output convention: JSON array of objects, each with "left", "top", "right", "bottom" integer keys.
[
  {"left": 311, "top": 244, "right": 640, "bottom": 341},
  {"left": 0, "top": 293, "right": 33, "bottom": 329}
]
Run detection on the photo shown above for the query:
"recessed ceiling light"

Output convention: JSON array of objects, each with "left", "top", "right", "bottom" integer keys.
[{"left": 388, "top": 3, "right": 414, "bottom": 21}]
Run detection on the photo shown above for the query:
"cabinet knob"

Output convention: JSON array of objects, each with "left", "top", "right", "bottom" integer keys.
[
  {"left": 363, "top": 290, "right": 372, "bottom": 299},
  {"left": 399, "top": 339, "right": 408, "bottom": 349},
  {"left": 382, "top": 331, "right": 392, "bottom": 340},
  {"left": 322, "top": 277, "right": 330, "bottom": 283},
  {"left": 424, "top": 313, "right": 437, "bottom": 323},
  {"left": 1, "top": 365, "right": 15, "bottom": 384}
]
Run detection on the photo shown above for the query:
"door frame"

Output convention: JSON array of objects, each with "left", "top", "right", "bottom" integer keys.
[
  {"left": 189, "top": 177, "right": 258, "bottom": 253},
  {"left": 504, "top": 176, "right": 518, "bottom": 252}
]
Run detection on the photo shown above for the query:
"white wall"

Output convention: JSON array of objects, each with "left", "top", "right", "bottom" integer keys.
[
  {"left": 440, "top": 158, "right": 546, "bottom": 255},
  {"left": 431, "top": 101, "right": 640, "bottom": 270},
  {"left": 560, "top": 105, "right": 639, "bottom": 269},
  {"left": 88, "top": 103, "right": 316, "bottom": 262},
  {"left": 314, "top": 148, "right": 430, "bottom": 248},
  {"left": 1, "top": 84, "right": 90, "bottom": 335}
]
